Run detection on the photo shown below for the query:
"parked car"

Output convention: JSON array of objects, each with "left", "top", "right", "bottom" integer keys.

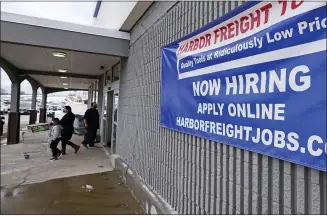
[
  {"left": 51, "top": 106, "right": 58, "bottom": 111},
  {"left": 49, "top": 105, "right": 62, "bottom": 111},
  {"left": 19, "top": 102, "right": 31, "bottom": 115},
  {"left": 1, "top": 102, "right": 10, "bottom": 114}
]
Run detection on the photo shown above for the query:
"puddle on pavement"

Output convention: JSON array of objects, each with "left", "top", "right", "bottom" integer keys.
[{"left": 1, "top": 171, "right": 145, "bottom": 214}]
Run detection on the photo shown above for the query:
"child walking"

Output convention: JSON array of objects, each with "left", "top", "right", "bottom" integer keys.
[{"left": 49, "top": 118, "right": 63, "bottom": 161}]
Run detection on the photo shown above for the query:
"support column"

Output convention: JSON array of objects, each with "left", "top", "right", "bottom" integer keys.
[
  {"left": 7, "top": 82, "right": 20, "bottom": 144},
  {"left": 98, "top": 76, "right": 104, "bottom": 116},
  {"left": 95, "top": 80, "right": 99, "bottom": 104},
  {"left": 90, "top": 83, "right": 94, "bottom": 106},
  {"left": 29, "top": 85, "right": 37, "bottom": 125},
  {"left": 39, "top": 90, "right": 47, "bottom": 123},
  {"left": 87, "top": 86, "right": 92, "bottom": 108},
  {"left": 98, "top": 76, "right": 104, "bottom": 142}
]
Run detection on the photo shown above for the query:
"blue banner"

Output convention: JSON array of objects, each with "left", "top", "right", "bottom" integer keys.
[{"left": 160, "top": 1, "right": 327, "bottom": 171}]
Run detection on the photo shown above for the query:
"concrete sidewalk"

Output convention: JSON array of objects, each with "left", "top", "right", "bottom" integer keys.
[{"left": 1, "top": 131, "right": 113, "bottom": 188}]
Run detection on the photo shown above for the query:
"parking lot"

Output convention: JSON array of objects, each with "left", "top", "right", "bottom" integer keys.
[{"left": 1, "top": 101, "right": 86, "bottom": 144}]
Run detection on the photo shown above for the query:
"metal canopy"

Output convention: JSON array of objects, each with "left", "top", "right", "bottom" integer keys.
[
  {"left": 1, "top": 42, "right": 118, "bottom": 90},
  {"left": 0, "top": 12, "right": 130, "bottom": 90},
  {"left": 1, "top": 12, "right": 130, "bottom": 57}
]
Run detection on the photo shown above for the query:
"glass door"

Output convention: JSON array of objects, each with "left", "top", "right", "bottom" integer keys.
[
  {"left": 111, "top": 90, "right": 119, "bottom": 153},
  {"left": 101, "top": 87, "right": 118, "bottom": 153},
  {"left": 102, "top": 93, "right": 109, "bottom": 147}
]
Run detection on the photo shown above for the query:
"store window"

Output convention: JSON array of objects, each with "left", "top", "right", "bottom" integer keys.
[
  {"left": 112, "top": 63, "right": 120, "bottom": 82},
  {"left": 92, "top": 81, "right": 97, "bottom": 103},
  {"left": 106, "top": 69, "right": 112, "bottom": 85},
  {"left": 95, "top": 80, "right": 99, "bottom": 104}
]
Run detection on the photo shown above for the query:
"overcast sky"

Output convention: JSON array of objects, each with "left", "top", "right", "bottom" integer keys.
[
  {"left": 1, "top": 68, "right": 12, "bottom": 93},
  {"left": 0, "top": 68, "right": 33, "bottom": 94},
  {"left": 1, "top": 2, "right": 96, "bottom": 25}
]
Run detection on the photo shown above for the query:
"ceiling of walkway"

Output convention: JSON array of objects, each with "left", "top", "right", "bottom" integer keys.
[
  {"left": 28, "top": 74, "right": 95, "bottom": 90},
  {"left": 1, "top": 42, "right": 120, "bottom": 90}
]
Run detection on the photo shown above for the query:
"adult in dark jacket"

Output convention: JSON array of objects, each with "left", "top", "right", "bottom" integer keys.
[
  {"left": 60, "top": 106, "right": 80, "bottom": 155},
  {"left": 82, "top": 102, "right": 99, "bottom": 148}
]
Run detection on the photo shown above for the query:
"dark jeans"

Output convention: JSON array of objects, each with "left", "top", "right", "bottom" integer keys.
[
  {"left": 83, "top": 127, "right": 97, "bottom": 146},
  {"left": 61, "top": 130, "right": 75, "bottom": 151},
  {"left": 50, "top": 138, "right": 61, "bottom": 158}
]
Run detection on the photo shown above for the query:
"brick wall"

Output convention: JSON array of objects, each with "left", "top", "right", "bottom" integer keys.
[{"left": 117, "top": 1, "right": 327, "bottom": 214}]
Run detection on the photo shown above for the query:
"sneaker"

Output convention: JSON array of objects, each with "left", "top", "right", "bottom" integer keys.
[
  {"left": 88, "top": 145, "right": 96, "bottom": 149},
  {"left": 61, "top": 151, "right": 67, "bottom": 155},
  {"left": 57, "top": 152, "right": 62, "bottom": 159},
  {"left": 75, "top": 146, "right": 80, "bottom": 154},
  {"left": 49, "top": 157, "right": 58, "bottom": 161}
]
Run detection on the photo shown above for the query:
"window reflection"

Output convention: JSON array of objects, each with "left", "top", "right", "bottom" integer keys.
[
  {"left": 103, "top": 94, "right": 107, "bottom": 118},
  {"left": 113, "top": 93, "right": 118, "bottom": 122},
  {"left": 113, "top": 124, "right": 117, "bottom": 146},
  {"left": 106, "top": 69, "right": 112, "bottom": 85},
  {"left": 113, "top": 64, "right": 120, "bottom": 82}
]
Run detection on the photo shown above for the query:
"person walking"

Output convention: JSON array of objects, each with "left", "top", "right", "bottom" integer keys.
[
  {"left": 82, "top": 102, "right": 99, "bottom": 148},
  {"left": 60, "top": 106, "right": 80, "bottom": 155},
  {"left": 49, "top": 118, "right": 63, "bottom": 161}
]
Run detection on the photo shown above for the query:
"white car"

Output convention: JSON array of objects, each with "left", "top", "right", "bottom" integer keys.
[
  {"left": 49, "top": 105, "right": 62, "bottom": 111},
  {"left": 19, "top": 102, "right": 31, "bottom": 115}
]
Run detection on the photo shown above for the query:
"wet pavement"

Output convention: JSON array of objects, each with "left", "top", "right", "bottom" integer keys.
[{"left": 1, "top": 171, "right": 145, "bottom": 214}]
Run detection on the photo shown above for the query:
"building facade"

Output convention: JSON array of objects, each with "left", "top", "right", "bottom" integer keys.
[{"left": 88, "top": 1, "right": 327, "bottom": 215}]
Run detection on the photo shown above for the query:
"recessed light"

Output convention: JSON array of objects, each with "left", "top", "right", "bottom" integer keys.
[
  {"left": 52, "top": 51, "right": 66, "bottom": 58},
  {"left": 64, "top": 87, "right": 69, "bottom": 90},
  {"left": 62, "top": 83, "right": 68, "bottom": 85},
  {"left": 58, "top": 69, "right": 67, "bottom": 73},
  {"left": 60, "top": 77, "right": 67, "bottom": 79}
]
